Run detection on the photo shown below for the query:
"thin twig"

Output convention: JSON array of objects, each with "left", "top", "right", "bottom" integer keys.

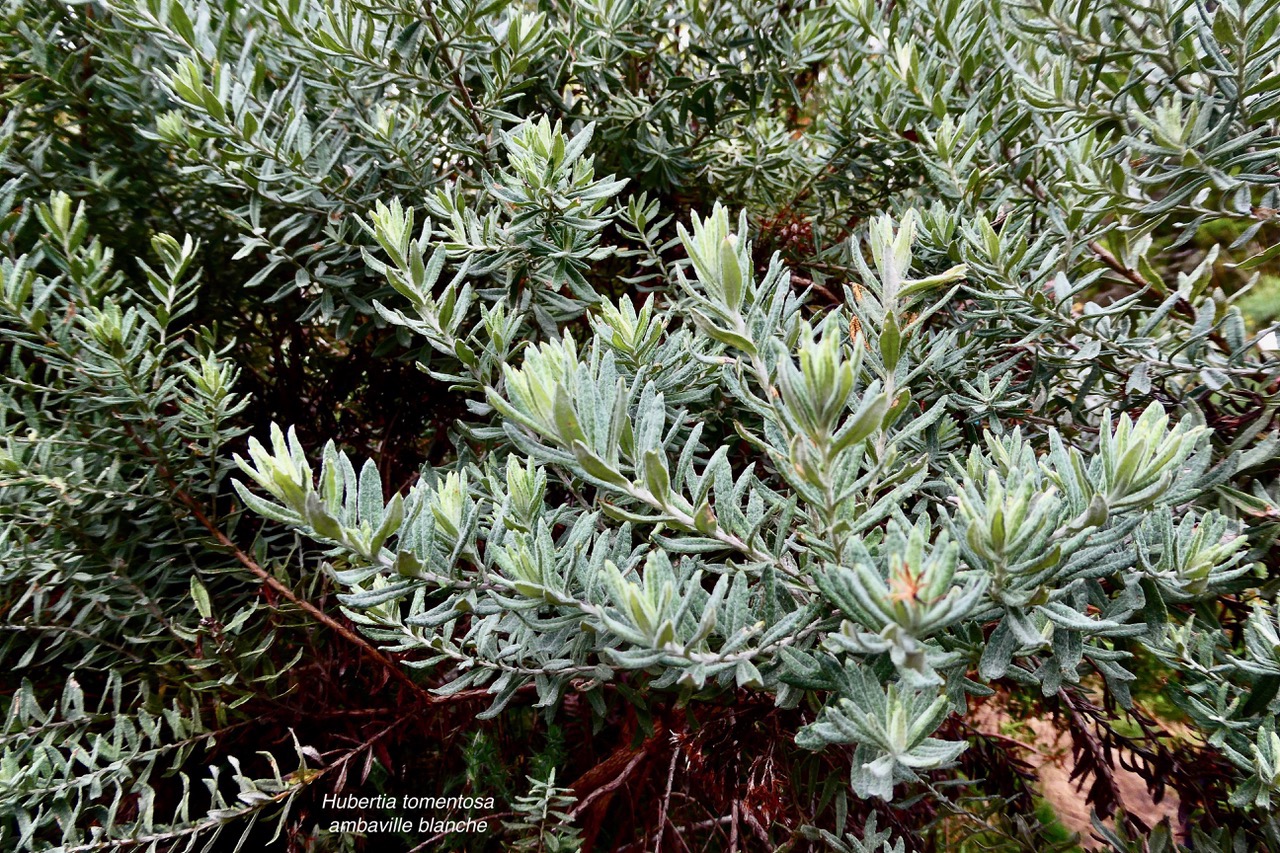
[
  {"left": 1087, "top": 240, "right": 1230, "bottom": 349},
  {"left": 654, "top": 740, "right": 680, "bottom": 853},
  {"left": 417, "top": 0, "right": 488, "bottom": 151},
  {"left": 1020, "top": 168, "right": 1233, "bottom": 353}
]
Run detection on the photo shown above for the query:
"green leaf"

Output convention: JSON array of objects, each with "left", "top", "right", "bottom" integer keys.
[
  {"left": 879, "top": 312, "right": 902, "bottom": 372},
  {"left": 979, "top": 618, "right": 1017, "bottom": 680},
  {"left": 190, "top": 576, "right": 213, "bottom": 620},
  {"left": 693, "top": 501, "right": 718, "bottom": 535},
  {"left": 843, "top": 390, "right": 890, "bottom": 447},
  {"left": 643, "top": 449, "right": 672, "bottom": 502},
  {"left": 358, "top": 459, "right": 384, "bottom": 528},
  {"left": 572, "top": 441, "right": 629, "bottom": 487}
]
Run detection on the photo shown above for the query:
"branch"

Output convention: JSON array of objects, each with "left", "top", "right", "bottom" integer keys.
[
  {"left": 418, "top": 0, "right": 488, "bottom": 152},
  {"left": 175, "top": 487, "right": 434, "bottom": 701},
  {"left": 119, "top": 418, "right": 442, "bottom": 705},
  {"left": 568, "top": 733, "right": 662, "bottom": 819}
]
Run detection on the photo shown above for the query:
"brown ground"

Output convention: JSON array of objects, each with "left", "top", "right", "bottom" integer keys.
[{"left": 970, "top": 697, "right": 1181, "bottom": 849}]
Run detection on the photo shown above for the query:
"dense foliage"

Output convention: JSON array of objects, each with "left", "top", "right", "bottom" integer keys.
[{"left": 2, "top": 0, "right": 1280, "bottom": 849}]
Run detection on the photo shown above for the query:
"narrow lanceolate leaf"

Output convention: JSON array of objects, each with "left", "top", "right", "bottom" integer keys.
[{"left": 190, "top": 576, "right": 213, "bottom": 620}]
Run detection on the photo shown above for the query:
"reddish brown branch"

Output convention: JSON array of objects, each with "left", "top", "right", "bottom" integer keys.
[
  {"left": 569, "top": 733, "right": 662, "bottom": 819},
  {"left": 174, "top": 488, "right": 435, "bottom": 700},
  {"left": 119, "top": 417, "right": 452, "bottom": 705}
]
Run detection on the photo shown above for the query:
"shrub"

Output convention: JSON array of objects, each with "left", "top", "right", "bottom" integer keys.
[{"left": 2, "top": 0, "right": 1279, "bottom": 850}]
